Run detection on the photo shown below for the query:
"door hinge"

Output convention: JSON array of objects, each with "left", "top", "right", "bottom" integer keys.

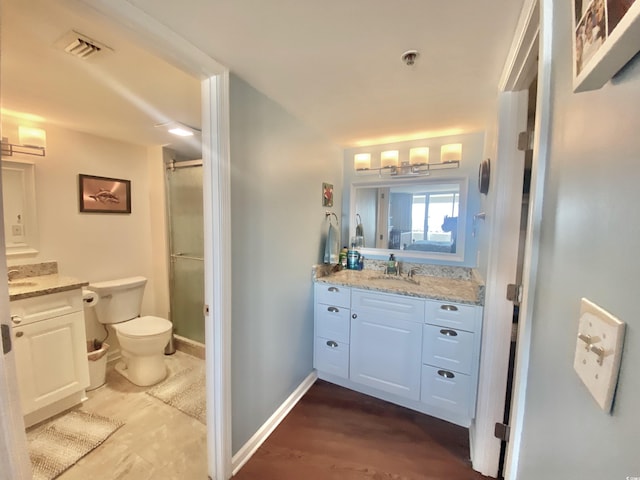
[
  {"left": 203, "top": 304, "right": 210, "bottom": 316},
  {"left": 495, "top": 422, "right": 510, "bottom": 442},
  {"left": 1, "top": 324, "right": 12, "bottom": 354},
  {"left": 506, "top": 283, "right": 522, "bottom": 305},
  {"left": 517, "top": 131, "right": 533, "bottom": 152}
]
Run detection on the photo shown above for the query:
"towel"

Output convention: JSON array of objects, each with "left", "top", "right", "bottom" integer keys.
[
  {"left": 323, "top": 222, "right": 339, "bottom": 264},
  {"left": 355, "top": 214, "right": 365, "bottom": 247}
]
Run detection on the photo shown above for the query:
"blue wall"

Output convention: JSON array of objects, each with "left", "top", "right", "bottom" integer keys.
[
  {"left": 229, "top": 75, "right": 343, "bottom": 453},
  {"left": 517, "top": 3, "right": 640, "bottom": 478}
]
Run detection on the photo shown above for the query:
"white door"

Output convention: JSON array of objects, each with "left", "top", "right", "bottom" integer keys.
[{"left": 0, "top": 185, "right": 33, "bottom": 479}]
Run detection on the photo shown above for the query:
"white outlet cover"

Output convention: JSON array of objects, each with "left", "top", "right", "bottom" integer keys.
[{"left": 573, "top": 298, "right": 625, "bottom": 412}]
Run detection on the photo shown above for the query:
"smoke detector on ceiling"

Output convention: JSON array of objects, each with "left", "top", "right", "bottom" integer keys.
[
  {"left": 401, "top": 50, "right": 419, "bottom": 66},
  {"left": 54, "top": 30, "right": 113, "bottom": 60}
]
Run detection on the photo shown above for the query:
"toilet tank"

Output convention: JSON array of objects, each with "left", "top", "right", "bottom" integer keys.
[{"left": 89, "top": 276, "right": 147, "bottom": 324}]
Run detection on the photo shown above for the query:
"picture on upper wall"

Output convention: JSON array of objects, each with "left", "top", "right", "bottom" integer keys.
[
  {"left": 79, "top": 174, "right": 131, "bottom": 214},
  {"left": 322, "top": 182, "right": 334, "bottom": 207},
  {"left": 573, "top": 0, "right": 639, "bottom": 92}
]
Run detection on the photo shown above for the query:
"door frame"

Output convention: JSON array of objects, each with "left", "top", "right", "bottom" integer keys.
[
  {"left": 470, "top": 0, "right": 550, "bottom": 477},
  {"left": 0, "top": 1, "right": 234, "bottom": 479}
]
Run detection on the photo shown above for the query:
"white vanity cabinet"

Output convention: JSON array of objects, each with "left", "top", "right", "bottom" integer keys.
[
  {"left": 314, "top": 280, "right": 483, "bottom": 428},
  {"left": 350, "top": 289, "right": 423, "bottom": 400},
  {"left": 10, "top": 289, "right": 90, "bottom": 427},
  {"left": 313, "top": 283, "right": 351, "bottom": 378}
]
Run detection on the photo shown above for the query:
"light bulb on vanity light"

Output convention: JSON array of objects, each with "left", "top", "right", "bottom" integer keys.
[
  {"left": 354, "top": 153, "right": 371, "bottom": 170},
  {"left": 409, "top": 147, "right": 429, "bottom": 166},
  {"left": 381, "top": 150, "right": 399, "bottom": 168},
  {"left": 18, "top": 126, "right": 46, "bottom": 148},
  {"left": 441, "top": 143, "right": 462, "bottom": 163}
]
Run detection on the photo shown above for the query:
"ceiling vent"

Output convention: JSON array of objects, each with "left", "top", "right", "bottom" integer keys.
[{"left": 55, "top": 30, "right": 113, "bottom": 60}]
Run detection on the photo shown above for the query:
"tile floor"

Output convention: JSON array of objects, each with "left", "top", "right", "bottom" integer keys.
[{"left": 49, "top": 350, "right": 208, "bottom": 480}]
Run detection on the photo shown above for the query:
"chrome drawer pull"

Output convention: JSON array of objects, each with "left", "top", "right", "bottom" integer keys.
[
  {"left": 437, "top": 370, "right": 455, "bottom": 379},
  {"left": 440, "top": 304, "right": 458, "bottom": 312},
  {"left": 326, "top": 340, "right": 338, "bottom": 348},
  {"left": 10, "top": 315, "right": 22, "bottom": 325},
  {"left": 328, "top": 287, "right": 339, "bottom": 292},
  {"left": 440, "top": 329, "right": 458, "bottom": 337},
  {"left": 327, "top": 307, "right": 339, "bottom": 313}
]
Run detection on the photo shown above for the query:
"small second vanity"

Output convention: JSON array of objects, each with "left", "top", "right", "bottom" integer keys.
[
  {"left": 314, "top": 266, "right": 484, "bottom": 428},
  {"left": 8, "top": 262, "right": 90, "bottom": 427}
]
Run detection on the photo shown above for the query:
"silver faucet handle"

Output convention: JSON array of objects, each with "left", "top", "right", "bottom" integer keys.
[{"left": 408, "top": 267, "right": 419, "bottom": 278}]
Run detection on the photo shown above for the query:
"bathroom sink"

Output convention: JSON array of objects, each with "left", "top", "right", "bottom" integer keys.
[
  {"left": 370, "top": 275, "right": 421, "bottom": 286},
  {"left": 8, "top": 280, "right": 38, "bottom": 288}
]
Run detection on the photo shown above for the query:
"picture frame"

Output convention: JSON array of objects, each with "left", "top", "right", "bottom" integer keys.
[
  {"left": 573, "top": 0, "right": 640, "bottom": 92},
  {"left": 79, "top": 174, "right": 131, "bottom": 214},
  {"left": 322, "top": 182, "right": 334, "bottom": 207}
]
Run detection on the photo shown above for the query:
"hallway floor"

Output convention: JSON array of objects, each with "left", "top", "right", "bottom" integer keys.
[
  {"left": 234, "top": 379, "right": 487, "bottom": 480},
  {"left": 53, "top": 350, "right": 207, "bottom": 480}
]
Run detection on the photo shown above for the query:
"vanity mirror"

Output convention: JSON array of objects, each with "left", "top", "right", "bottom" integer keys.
[
  {"left": 2, "top": 160, "right": 38, "bottom": 256},
  {"left": 350, "top": 177, "right": 468, "bottom": 262}
]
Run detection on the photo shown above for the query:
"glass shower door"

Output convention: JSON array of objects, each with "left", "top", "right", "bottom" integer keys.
[{"left": 166, "top": 161, "right": 204, "bottom": 344}]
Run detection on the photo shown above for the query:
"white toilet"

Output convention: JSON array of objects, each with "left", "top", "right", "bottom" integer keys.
[{"left": 88, "top": 276, "right": 172, "bottom": 387}]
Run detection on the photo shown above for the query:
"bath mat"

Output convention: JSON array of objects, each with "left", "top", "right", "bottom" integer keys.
[
  {"left": 27, "top": 410, "right": 123, "bottom": 480},
  {"left": 146, "top": 366, "right": 206, "bottom": 424}
]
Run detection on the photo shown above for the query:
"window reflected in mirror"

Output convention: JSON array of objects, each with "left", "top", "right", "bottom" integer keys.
[{"left": 352, "top": 179, "right": 466, "bottom": 261}]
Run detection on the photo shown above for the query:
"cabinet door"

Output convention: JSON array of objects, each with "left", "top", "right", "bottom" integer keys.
[
  {"left": 350, "top": 313, "right": 422, "bottom": 400},
  {"left": 13, "top": 311, "right": 90, "bottom": 415}
]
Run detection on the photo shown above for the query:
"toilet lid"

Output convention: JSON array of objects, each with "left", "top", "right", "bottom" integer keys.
[{"left": 115, "top": 316, "right": 172, "bottom": 337}]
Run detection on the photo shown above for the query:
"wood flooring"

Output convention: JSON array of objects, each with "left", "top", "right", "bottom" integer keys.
[{"left": 234, "top": 379, "right": 488, "bottom": 480}]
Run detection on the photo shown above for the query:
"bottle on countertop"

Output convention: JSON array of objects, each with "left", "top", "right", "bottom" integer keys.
[
  {"left": 387, "top": 253, "right": 397, "bottom": 275},
  {"left": 339, "top": 246, "right": 348, "bottom": 268},
  {"left": 358, "top": 255, "right": 364, "bottom": 271}
]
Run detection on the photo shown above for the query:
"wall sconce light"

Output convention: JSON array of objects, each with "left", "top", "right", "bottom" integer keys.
[
  {"left": 409, "top": 147, "right": 429, "bottom": 166},
  {"left": 380, "top": 150, "right": 399, "bottom": 168},
  {"left": 354, "top": 153, "right": 371, "bottom": 170},
  {"left": 0, "top": 126, "right": 47, "bottom": 157},
  {"left": 441, "top": 143, "right": 462, "bottom": 163}
]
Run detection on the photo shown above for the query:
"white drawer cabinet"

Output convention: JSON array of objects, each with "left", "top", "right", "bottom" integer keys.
[
  {"left": 10, "top": 289, "right": 90, "bottom": 426},
  {"left": 314, "top": 283, "right": 351, "bottom": 378},
  {"left": 421, "top": 299, "right": 483, "bottom": 422},
  {"left": 314, "top": 281, "right": 483, "bottom": 427}
]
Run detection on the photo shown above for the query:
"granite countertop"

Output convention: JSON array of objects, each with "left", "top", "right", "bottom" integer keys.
[
  {"left": 314, "top": 267, "right": 485, "bottom": 306},
  {"left": 8, "top": 274, "right": 89, "bottom": 301}
]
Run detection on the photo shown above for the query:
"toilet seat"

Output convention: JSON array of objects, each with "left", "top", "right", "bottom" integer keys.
[{"left": 115, "top": 316, "right": 172, "bottom": 338}]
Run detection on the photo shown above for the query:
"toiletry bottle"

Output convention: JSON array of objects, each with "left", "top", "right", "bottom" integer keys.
[
  {"left": 358, "top": 256, "right": 364, "bottom": 271},
  {"left": 347, "top": 243, "right": 360, "bottom": 270},
  {"left": 387, "top": 254, "right": 396, "bottom": 274},
  {"left": 339, "top": 247, "right": 348, "bottom": 268}
]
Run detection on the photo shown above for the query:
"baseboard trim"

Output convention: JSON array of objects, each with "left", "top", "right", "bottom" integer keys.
[{"left": 231, "top": 370, "right": 318, "bottom": 475}]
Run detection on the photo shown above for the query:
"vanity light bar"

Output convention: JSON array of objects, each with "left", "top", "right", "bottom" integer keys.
[
  {"left": 355, "top": 160, "right": 459, "bottom": 178},
  {"left": 0, "top": 138, "right": 45, "bottom": 157}
]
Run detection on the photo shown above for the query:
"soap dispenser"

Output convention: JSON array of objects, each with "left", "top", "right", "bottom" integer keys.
[{"left": 387, "top": 254, "right": 397, "bottom": 275}]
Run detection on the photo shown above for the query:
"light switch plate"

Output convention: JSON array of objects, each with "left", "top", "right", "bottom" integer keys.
[{"left": 573, "top": 298, "right": 625, "bottom": 412}]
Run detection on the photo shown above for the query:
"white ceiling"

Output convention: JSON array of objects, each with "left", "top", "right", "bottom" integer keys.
[{"left": 1, "top": 0, "right": 525, "bottom": 152}]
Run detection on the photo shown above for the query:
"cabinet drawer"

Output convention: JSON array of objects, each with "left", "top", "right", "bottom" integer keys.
[
  {"left": 316, "top": 304, "right": 350, "bottom": 344},
  {"left": 420, "top": 365, "right": 473, "bottom": 418},
  {"left": 422, "top": 324, "right": 475, "bottom": 375},
  {"left": 352, "top": 289, "right": 424, "bottom": 323},
  {"left": 315, "top": 283, "right": 350, "bottom": 308},
  {"left": 314, "top": 337, "right": 349, "bottom": 378},
  {"left": 424, "top": 300, "right": 479, "bottom": 332},
  {"left": 10, "top": 289, "right": 83, "bottom": 326}
]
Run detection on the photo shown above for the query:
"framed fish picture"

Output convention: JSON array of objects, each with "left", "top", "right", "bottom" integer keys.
[{"left": 79, "top": 174, "right": 131, "bottom": 213}]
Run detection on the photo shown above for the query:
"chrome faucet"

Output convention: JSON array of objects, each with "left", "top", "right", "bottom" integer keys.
[
  {"left": 7, "top": 269, "right": 20, "bottom": 282},
  {"left": 407, "top": 267, "right": 419, "bottom": 278}
]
